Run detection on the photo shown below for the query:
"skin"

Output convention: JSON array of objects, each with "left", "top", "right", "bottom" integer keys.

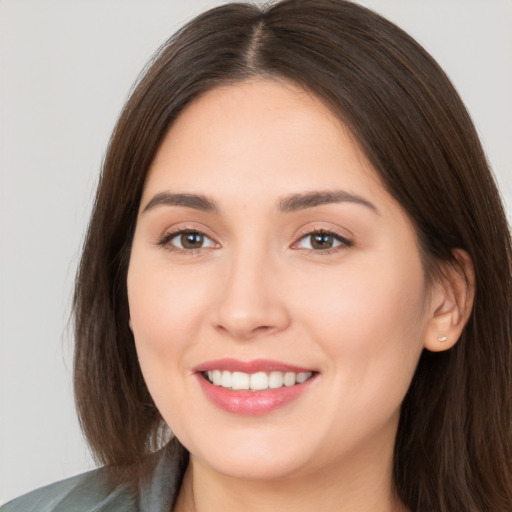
[{"left": 127, "top": 79, "right": 473, "bottom": 512}]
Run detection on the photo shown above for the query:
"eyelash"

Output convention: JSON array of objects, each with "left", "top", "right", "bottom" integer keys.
[
  {"left": 157, "top": 227, "right": 354, "bottom": 256},
  {"left": 294, "top": 227, "right": 354, "bottom": 255},
  {"left": 157, "top": 229, "right": 218, "bottom": 255}
]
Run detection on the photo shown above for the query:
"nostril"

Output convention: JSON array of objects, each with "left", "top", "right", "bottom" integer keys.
[
  {"left": 212, "top": 282, "right": 292, "bottom": 339},
  {"left": 215, "top": 322, "right": 276, "bottom": 340}
]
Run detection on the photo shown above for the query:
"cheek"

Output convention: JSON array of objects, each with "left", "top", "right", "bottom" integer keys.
[
  {"left": 295, "top": 250, "right": 428, "bottom": 389},
  {"left": 126, "top": 254, "right": 217, "bottom": 429},
  {"left": 320, "top": 268, "right": 425, "bottom": 342},
  {"left": 126, "top": 251, "right": 209, "bottom": 376}
]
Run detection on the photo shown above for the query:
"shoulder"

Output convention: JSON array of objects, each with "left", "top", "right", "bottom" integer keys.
[
  {"left": 1, "top": 444, "right": 185, "bottom": 512},
  {"left": 0, "top": 466, "right": 136, "bottom": 512}
]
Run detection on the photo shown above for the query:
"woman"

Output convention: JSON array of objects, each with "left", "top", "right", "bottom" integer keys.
[{"left": 3, "top": 0, "right": 511, "bottom": 511}]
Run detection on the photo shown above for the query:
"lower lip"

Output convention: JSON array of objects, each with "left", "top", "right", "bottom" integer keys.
[{"left": 196, "top": 374, "right": 316, "bottom": 416}]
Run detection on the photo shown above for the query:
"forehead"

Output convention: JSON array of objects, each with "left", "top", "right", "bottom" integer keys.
[
  {"left": 149, "top": 79, "right": 376, "bottom": 186},
  {"left": 144, "top": 79, "right": 383, "bottom": 202}
]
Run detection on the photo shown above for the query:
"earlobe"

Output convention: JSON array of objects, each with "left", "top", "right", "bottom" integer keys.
[{"left": 423, "top": 249, "right": 475, "bottom": 353}]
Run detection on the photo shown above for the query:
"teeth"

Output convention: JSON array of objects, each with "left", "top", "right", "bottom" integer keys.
[
  {"left": 205, "top": 370, "right": 313, "bottom": 391},
  {"left": 231, "top": 371, "right": 249, "bottom": 390},
  {"left": 212, "top": 370, "right": 222, "bottom": 386},
  {"left": 250, "top": 372, "right": 268, "bottom": 391},
  {"left": 268, "top": 371, "right": 283, "bottom": 389},
  {"left": 284, "top": 372, "right": 295, "bottom": 387},
  {"left": 221, "top": 370, "right": 232, "bottom": 388},
  {"left": 296, "top": 372, "right": 310, "bottom": 383}
]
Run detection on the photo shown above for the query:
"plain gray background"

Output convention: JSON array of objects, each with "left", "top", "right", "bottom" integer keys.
[{"left": 1, "top": 0, "right": 511, "bottom": 503}]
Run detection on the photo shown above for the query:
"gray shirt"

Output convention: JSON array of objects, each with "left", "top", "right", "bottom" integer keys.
[{"left": 1, "top": 446, "right": 182, "bottom": 512}]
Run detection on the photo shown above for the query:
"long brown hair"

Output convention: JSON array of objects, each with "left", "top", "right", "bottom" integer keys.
[{"left": 73, "top": 1, "right": 512, "bottom": 509}]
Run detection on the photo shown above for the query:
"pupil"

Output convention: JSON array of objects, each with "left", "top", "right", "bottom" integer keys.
[
  {"left": 312, "top": 233, "right": 333, "bottom": 250},
  {"left": 182, "top": 232, "right": 203, "bottom": 248}
]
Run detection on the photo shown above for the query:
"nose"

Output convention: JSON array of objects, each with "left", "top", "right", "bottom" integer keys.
[{"left": 212, "top": 249, "right": 291, "bottom": 341}]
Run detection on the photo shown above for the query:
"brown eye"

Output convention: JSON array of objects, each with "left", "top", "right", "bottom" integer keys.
[
  {"left": 179, "top": 231, "right": 205, "bottom": 249},
  {"left": 294, "top": 230, "right": 352, "bottom": 252},
  {"left": 310, "top": 232, "right": 335, "bottom": 250},
  {"left": 162, "top": 229, "right": 217, "bottom": 251}
]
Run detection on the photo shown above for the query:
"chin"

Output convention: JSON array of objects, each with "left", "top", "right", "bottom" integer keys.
[
  {"left": 196, "top": 450, "right": 310, "bottom": 481},
  {"left": 180, "top": 428, "right": 317, "bottom": 481}
]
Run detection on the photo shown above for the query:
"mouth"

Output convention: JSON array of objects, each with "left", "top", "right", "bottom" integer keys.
[
  {"left": 202, "top": 369, "right": 314, "bottom": 391},
  {"left": 194, "top": 359, "right": 318, "bottom": 415}
]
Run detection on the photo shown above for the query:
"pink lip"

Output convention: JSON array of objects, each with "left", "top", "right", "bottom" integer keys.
[
  {"left": 194, "top": 358, "right": 314, "bottom": 374},
  {"left": 193, "top": 359, "right": 318, "bottom": 416}
]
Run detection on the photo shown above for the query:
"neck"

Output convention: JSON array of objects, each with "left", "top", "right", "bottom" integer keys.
[{"left": 173, "top": 441, "right": 408, "bottom": 512}]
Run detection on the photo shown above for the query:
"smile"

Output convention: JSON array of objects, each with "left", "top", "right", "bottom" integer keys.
[
  {"left": 204, "top": 370, "right": 313, "bottom": 391},
  {"left": 194, "top": 359, "right": 318, "bottom": 415}
]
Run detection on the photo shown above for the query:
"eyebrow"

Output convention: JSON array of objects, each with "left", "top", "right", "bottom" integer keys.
[
  {"left": 142, "top": 190, "right": 379, "bottom": 215},
  {"left": 142, "top": 192, "right": 219, "bottom": 214},
  {"left": 279, "top": 190, "right": 379, "bottom": 214}
]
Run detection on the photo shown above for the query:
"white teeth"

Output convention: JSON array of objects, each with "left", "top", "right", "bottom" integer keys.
[
  {"left": 221, "top": 370, "right": 232, "bottom": 388},
  {"left": 212, "top": 370, "right": 222, "bottom": 386},
  {"left": 250, "top": 372, "right": 268, "bottom": 391},
  {"left": 283, "top": 372, "right": 295, "bottom": 387},
  {"left": 296, "top": 372, "right": 310, "bottom": 383},
  {"left": 205, "top": 370, "right": 313, "bottom": 391},
  {"left": 231, "top": 371, "right": 250, "bottom": 390},
  {"left": 268, "top": 371, "right": 284, "bottom": 389}
]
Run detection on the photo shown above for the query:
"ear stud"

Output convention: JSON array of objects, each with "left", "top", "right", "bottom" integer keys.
[{"left": 438, "top": 336, "right": 447, "bottom": 342}]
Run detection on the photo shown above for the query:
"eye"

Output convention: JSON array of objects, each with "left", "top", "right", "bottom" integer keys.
[
  {"left": 159, "top": 229, "right": 217, "bottom": 251},
  {"left": 294, "top": 229, "right": 353, "bottom": 252}
]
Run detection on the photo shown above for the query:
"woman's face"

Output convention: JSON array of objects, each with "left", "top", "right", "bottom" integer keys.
[{"left": 127, "top": 79, "right": 434, "bottom": 481}]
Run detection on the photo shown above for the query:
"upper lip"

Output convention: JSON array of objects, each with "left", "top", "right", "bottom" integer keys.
[{"left": 193, "top": 358, "right": 316, "bottom": 374}]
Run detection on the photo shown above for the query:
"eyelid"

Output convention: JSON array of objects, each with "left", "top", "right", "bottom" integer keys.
[
  {"left": 155, "top": 223, "right": 354, "bottom": 256},
  {"left": 156, "top": 225, "right": 220, "bottom": 254},
  {"left": 291, "top": 226, "right": 354, "bottom": 254}
]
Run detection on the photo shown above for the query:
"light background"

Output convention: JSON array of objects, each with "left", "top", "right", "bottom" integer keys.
[{"left": 1, "top": 0, "right": 511, "bottom": 504}]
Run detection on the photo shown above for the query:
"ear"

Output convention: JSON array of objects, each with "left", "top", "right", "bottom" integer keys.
[{"left": 423, "top": 249, "right": 475, "bottom": 352}]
